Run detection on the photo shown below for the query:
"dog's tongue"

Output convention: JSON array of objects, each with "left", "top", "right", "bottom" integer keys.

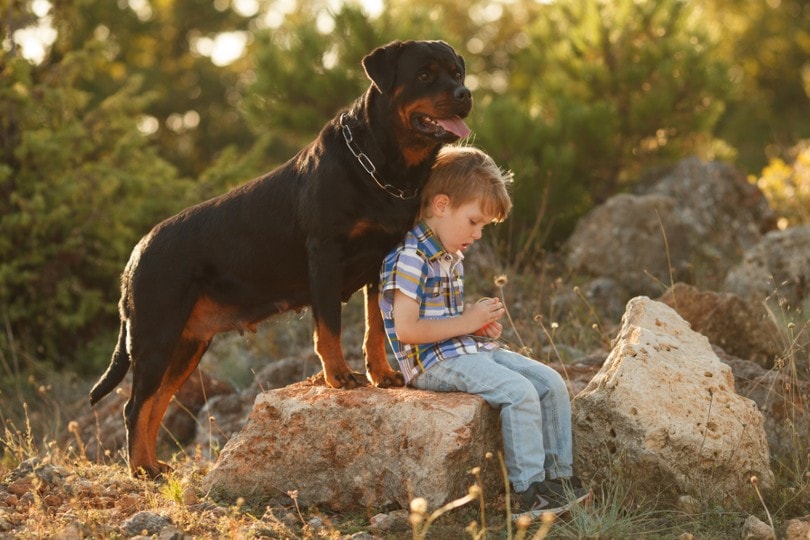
[{"left": 437, "top": 116, "right": 471, "bottom": 138}]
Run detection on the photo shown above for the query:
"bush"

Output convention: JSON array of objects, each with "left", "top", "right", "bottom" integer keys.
[
  {"left": 0, "top": 45, "right": 192, "bottom": 371},
  {"left": 754, "top": 141, "right": 810, "bottom": 228}
]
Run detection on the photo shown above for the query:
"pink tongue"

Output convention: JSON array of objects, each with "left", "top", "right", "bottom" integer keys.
[{"left": 436, "top": 116, "right": 471, "bottom": 138}]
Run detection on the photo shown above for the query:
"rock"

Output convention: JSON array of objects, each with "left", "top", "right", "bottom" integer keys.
[
  {"left": 192, "top": 357, "right": 325, "bottom": 458},
  {"left": 193, "top": 392, "right": 254, "bottom": 459},
  {"left": 676, "top": 495, "right": 701, "bottom": 515},
  {"left": 368, "top": 510, "right": 410, "bottom": 532},
  {"left": 247, "top": 356, "right": 323, "bottom": 394},
  {"left": 566, "top": 157, "right": 774, "bottom": 299},
  {"left": 724, "top": 224, "right": 810, "bottom": 316},
  {"left": 785, "top": 517, "right": 810, "bottom": 540},
  {"left": 641, "top": 157, "right": 774, "bottom": 247},
  {"left": 572, "top": 297, "right": 774, "bottom": 506},
  {"left": 718, "top": 351, "right": 810, "bottom": 459},
  {"left": 741, "top": 514, "right": 775, "bottom": 540},
  {"left": 121, "top": 511, "right": 173, "bottom": 537},
  {"left": 658, "top": 283, "right": 782, "bottom": 366},
  {"left": 565, "top": 193, "right": 690, "bottom": 297},
  {"left": 203, "top": 384, "right": 503, "bottom": 511}
]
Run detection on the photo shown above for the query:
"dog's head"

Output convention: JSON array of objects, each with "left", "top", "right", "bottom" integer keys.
[{"left": 363, "top": 40, "right": 472, "bottom": 159}]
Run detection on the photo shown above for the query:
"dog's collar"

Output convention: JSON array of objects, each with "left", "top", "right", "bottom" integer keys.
[{"left": 339, "top": 113, "right": 419, "bottom": 200}]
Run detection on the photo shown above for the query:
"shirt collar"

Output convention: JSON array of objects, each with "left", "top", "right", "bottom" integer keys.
[{"left": 415, "top": 220, "right": 464, "bottom": 263}]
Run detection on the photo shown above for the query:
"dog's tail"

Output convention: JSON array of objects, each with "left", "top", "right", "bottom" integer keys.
[{"left": 89, "top": 320, "right": 131, "bottom": 406}]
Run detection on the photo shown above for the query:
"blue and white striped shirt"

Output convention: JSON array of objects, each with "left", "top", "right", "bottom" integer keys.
[{"left": 379, "top": 221, "right": 497, "bottom": 384}]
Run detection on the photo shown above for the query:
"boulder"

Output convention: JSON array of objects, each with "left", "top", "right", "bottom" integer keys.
[
  {"left": 203, "top": 384, "right": 503, "bottom": 511},
  {"left": 658, "top": 283, "right": 782, "bottom": 367},
  {"left": 724, "top": 224, "right": 810, "bottom": 314},
  {"left": 572, "top": 297, "right": 774, "bottom": 506},
  {"left": 565, "top": 157, "right": 775, "bottom": 300},
  {"left": 565, "top": 193, "right": 690, "bottom": 297},
  {"left": 718, "top": 351, "right": 810, "bottom": 456}
]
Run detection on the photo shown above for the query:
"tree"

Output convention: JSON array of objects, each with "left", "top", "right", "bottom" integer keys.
[
  {"left": 0, "top": 42, "right": 191, "bottom": 369},
  {"left": 472, "top": 0, "right": 731, "bottom": 254}
]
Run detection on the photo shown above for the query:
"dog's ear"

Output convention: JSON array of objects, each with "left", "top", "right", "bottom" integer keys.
[
  {"left": 436, "top": 40, "right": 465, "bottom": 78},
  {"left": 362, "top": 41, "right": 404, "bottom": 93}
]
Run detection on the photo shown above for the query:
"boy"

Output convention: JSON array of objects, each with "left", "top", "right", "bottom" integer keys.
[{"left": 379, "top": 146, "right": 590, "bottom": 517}]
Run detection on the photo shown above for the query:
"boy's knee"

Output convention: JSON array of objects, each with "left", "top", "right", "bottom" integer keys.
[{"left": 506, "top": 377, "right": 540, "bottom": 404}]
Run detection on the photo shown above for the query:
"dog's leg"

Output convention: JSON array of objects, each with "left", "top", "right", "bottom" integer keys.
[
  {"left": 126, "top": 337, "right": 208, "bottom": 478},
  {"left": 363, "top": 283, "right": 405, "bottom": 388},
  {"left": 308, "top": 242, "right": 368, "bottom": 389}
]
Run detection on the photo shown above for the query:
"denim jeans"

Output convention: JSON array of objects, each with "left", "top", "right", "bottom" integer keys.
[{"left": 411, "top": 348, "right": 573, "bottom": 492}]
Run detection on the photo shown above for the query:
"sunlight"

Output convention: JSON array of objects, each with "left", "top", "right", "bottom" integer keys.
[{"left": 11, "top": 0, "right": 393, "bottom": 66}]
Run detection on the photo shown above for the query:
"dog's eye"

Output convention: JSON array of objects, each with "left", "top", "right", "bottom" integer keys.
[
  {"left": 453, "top": 71, "right": 463, "bottom": 82},
  {"left": 418, "top": 71, "right": 433, "bottom": 83}
]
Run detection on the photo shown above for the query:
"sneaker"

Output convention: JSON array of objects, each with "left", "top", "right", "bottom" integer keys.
[{"left": 512, "top": 477, "right": 591, "bottom": 520}]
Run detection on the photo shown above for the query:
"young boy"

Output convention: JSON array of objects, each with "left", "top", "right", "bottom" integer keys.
[{"left": 379, "top": 146, "right": 590, "bottom": 517}]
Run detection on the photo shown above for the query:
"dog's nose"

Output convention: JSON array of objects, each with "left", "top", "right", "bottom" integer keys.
[{"left": 454, "top": 86, "right": 472, "bottom": 102}]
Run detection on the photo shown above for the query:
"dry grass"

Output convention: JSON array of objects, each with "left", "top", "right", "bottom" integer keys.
[{"left": 1, "top": 253, "right": 809, "bottom": 538}]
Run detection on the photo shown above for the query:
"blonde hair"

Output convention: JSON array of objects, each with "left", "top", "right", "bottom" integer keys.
[{"left": 419, "top": 146, "right": 513, "bottom": 222}]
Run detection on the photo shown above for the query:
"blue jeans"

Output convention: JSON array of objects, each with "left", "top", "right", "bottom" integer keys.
[{"left": 411, "top": 348, "right": 573, "bottom": 492}]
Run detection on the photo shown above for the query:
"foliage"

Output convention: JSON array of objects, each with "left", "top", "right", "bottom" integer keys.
[
  {"left": 48, "top": 0, "right": 259, "bottom": 179},
  {"left": 754, "top": 141, "right": 810, "bottom": 228},
  {"left": 702, "top": 0, "right": 810, "bottom": 173},
  {"left": 0, "top": 44, "right": 192, "bottom": 369},
  {"left": 475, "top": 0, "right": 731, "bottom": 251}
]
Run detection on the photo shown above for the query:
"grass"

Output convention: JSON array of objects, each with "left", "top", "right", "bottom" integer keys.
[{"left": 1, "top": 254, "right": 809, "bottom": 538}]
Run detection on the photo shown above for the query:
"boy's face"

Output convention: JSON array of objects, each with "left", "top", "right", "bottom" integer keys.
[{"left": 427, "top": 195, "right": 494, "bottom": 254}]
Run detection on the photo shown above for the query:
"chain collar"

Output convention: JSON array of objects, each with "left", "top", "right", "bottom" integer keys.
[{"left": 339, "top": 113, "right": 419, "bottom": 200}]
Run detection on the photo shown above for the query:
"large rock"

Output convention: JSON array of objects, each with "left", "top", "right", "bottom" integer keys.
[
  {"left": 572, "top": 297, "right": 774, "bottom": 506},
  {"left": 658, "top": 283, "right": 782, "bottom": 367},
  {"left": 203, "top": 384, "right": 503, "bottom": 511},
  {"left": 565, "top": 157, "right": 775, "bottom": 299},
  {"left": 718, "top": 351, "right": 810, "bottom": 457},
  {"left": 724, "top": 224, "right": 810, "bottom": 313}
]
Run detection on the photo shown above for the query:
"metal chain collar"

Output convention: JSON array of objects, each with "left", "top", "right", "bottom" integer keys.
[{"left": 339, "top": 113, "right": 419, "bottom": 200}]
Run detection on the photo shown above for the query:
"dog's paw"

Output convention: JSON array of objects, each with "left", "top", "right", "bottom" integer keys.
[
  {"left": 369, "top": 370, "right": 405, "bottom": 388},
  {"left": 131, "top": 460, "right": 173, "bottom": 480},
  {"left": 326, "top": 370, "right": 370, "bottom": 389}
]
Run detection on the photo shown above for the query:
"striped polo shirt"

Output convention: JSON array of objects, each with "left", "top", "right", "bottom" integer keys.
[{"left": 379, "top": 221, "right": 497, "bottom": 384}]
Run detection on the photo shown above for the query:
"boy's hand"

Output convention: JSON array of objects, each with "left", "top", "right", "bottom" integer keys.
[
  {"left": 469, "top": 297, "right": 505, "bottom": 337},
  {"left": 474, "top": 320, "right": 503, "bottom": 339}
]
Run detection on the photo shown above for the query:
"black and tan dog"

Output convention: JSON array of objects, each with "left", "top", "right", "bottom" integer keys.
[{"left": 89, "top": 40, "right": 472, "bottom": 477}]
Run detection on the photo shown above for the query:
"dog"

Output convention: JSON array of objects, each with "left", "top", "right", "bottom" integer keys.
[{"left": 89, "top": 40, "right": 472, "bottom": 478}]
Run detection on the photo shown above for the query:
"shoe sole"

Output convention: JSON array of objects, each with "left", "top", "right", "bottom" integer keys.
[{"left": 510, "top": 490, "right": 593, "bottom": 522}]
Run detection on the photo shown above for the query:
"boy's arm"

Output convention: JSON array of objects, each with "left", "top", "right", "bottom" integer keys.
[{"left": 392, "top": 290, "right": 504, "bottom": 345}]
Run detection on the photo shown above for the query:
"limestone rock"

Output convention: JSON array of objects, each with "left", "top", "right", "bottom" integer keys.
[
  {"left": 203, "top": 384, "right": 503, "bottom": 511},
  {"left": 572, "top": 297, "right": 774, "bottom": 506}
]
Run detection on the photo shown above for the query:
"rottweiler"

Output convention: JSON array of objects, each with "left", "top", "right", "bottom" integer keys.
[{"left": 89, "top": 39, "right": 472, "bottom": 478}]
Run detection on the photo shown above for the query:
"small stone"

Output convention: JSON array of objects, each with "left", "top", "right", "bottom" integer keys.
[
  {"left": 676, "top": 495, "right": 701, "bottom": 515},
  {"left": 122, "top": 511, "right": 173, "bottom": 537},
  {"left": 181, "top": 486, "right": 199, "bottom": 506},
  {"left": 741, "top": 515, "right": 775, "bottom": 540},
  {"left": 369, "top": 510, "right": 409, "bottom": 532},
  {"left": 7, "top": 478, "right": 34, "bottom": 497}
]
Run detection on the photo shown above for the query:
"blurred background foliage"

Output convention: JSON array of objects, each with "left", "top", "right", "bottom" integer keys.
[{"left": 1, "top": 0, "right": 809, "bottom": 374}]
